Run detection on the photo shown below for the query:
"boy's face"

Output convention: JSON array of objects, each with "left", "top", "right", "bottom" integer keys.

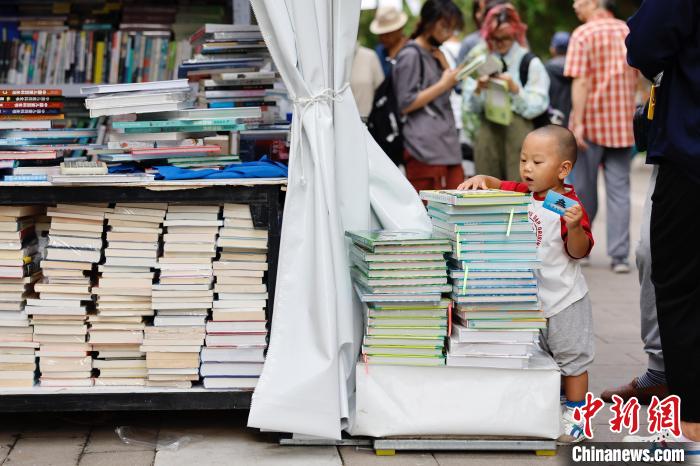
[{"left": 519, "top": 133, "right": 572, "bottom": 196}]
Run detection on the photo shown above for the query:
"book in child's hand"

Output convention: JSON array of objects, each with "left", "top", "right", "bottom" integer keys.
[{"left": 543, "top": 190, "right": 579, "bottom": 216}]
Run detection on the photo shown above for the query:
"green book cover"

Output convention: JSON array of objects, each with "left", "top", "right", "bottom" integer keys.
[
  {"left": 345, "top": 230, "right": 450, "bottom": 251},
  {"left": 485, "top": 78, "right": 513, "bottom": 126}
]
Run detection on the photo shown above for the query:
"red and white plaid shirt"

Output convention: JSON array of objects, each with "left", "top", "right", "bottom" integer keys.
[{"left": 565, "top": 13, "right": 638, "bottom": 148}]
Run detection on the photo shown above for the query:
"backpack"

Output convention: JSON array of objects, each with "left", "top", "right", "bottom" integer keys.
[
  {"left": 519, "top": 52, "right": 553, "bottom": 128},
  {"left": 367, "top": 44, "right": 424, "bottom": 166}
]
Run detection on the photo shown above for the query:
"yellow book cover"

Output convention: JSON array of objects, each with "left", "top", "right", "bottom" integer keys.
[{"left": 94, "top": 42, "right": 105, "bottom": 84}]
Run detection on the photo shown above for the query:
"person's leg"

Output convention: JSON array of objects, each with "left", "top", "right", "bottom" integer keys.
[
  {"left": 601, "top": 166, "right": 668, "bottom": 403},
  {"left": 445, "top": 163, "right": 465, "bottom": 189},
  {"left": 474, "top": 120, "right": 505, "bottom": 179},
  {"left": 542, "top": 295, "right": 594, "bottom": 443},
  {"left": 602, "top": 147, "right": 632, "bottom": 267},
  {"left": 504, "top": 115, "right": 533, "bottom": 181},
  {"left": 403, "top": 151, "right": 440, "bottom": 191},
  {"left": 571, "top": 142, "right": 604, "bottom": 224},
  {"left": 651, "top": 163, "right": 700, "bottom": 438}
]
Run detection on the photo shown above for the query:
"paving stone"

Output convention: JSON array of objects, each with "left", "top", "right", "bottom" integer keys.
[
  {"left": 79, "top": 450, "right": 155, "bottom": 466},
  {"left": 339, "top": 446, "right": 438, "bottom": 466},
  {"left": 85, "top": 427, "right": 157, "bottom": 453},
  {"left": 153, "top": 431, "right": 342, "bottom": 466},
  {"left": 434, "top": 451, "right": 564, "bottom": 466},
  {"left": 4, "top": 436, "right": 84, "bottom": 466}
]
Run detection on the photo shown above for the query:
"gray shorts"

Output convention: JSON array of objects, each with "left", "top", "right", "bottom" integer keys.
[{"left": 539, "top": 294, "right": 595, "bottom": 376}]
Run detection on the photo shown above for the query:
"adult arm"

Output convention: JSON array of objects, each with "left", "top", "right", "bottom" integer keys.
[
  {"left": 626, "top": 0, "right": 695, "bottom": 79},
  {"left": 393, "top": 47, "right": 459, "bottom": 115},
  {"left": 570, "top": 76, "right": 589, "bottom": 148},
  {"left": 510, "top": 56, "right": 550, "bottom": 120}
]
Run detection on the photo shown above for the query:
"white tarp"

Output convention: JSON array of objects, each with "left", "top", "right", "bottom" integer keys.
[
  {"left": 248, "top": 0, "right": 431, "bottom": 439},
  {"left": 350, "top": 350, "right": 561, "bottom": 438}
]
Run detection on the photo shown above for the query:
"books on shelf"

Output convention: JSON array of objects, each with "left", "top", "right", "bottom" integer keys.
[
  {"left": 0, "top": 205, "right": 45, "bottom": 387},
  {"left": 421, "top": 189, "right": 543, "bottom": 370},
  {"left": 201, "top": 203, "right": 268, "bottom": 390},
  {"left": 32, "top": 203, "right": 110, "bottom": 387},
  {"left": 347, "top": 230, "right": 451, "bottom": 367}
]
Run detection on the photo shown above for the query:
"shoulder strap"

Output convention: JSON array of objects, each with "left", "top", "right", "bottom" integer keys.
[
  {"left": 402, "top": 43, "right": 425, "bottom": 88},
  {"left": 519, "top": 51, "right": 536, "bottom": 87}
]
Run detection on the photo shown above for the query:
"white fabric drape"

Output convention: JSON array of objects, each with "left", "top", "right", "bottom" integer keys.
[{"left": 248, "top": 0, "right": 431, "bottom": 439}]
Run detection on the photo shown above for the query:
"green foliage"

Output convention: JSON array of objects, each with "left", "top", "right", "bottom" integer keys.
[{"left": 358, "top": 0, "right": 638, "bottom": 58}]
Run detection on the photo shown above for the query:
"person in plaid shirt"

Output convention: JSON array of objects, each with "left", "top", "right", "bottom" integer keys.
[{"left": 565, "top": 0, "right": 638, "bottom": 273}]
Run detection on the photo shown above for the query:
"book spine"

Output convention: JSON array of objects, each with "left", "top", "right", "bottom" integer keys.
[
  {"left": 0, "top": 108, "right": 62, "bottom": 115},
  {"left": 0, "top": 102, "right": 63, "bottom": 108},
  {"left": 94, "top": 41, "right": 105, "bottom": 84}
]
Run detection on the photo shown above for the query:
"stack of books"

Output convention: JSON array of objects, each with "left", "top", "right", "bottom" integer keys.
[
  {"left": 420, "top": 189, "right": 544, "bottom": 369},
  {"left": 29, "top": 204, "right": 110, "bottom": 387},
  {"left": 90, "top": 203, "right": 166, "bottom": 387},
  {"left": 0, "top": 205, "right": 44, "bottom": 387},
  {"left": 145, "top": 204, "right": 220, "bottom": 388},
  {"left": 96, "top": 106, "right": 255, "bottom": 170},
  {"left": 202, "top": 203, "right": 268, "bottom": 390},
  {"left": 346, "top": 231, "right": 452, "bottom": 367},
  {"left": 82, "top": 80, "right": 194, "bottom": 118},
  {"left": 0, "top": 88, "right": 68, "bottom": 181}
]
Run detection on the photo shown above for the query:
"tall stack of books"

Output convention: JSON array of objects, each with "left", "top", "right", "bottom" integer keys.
[
  {"left": 0, "top": 205, "right": 43, "bottom": 387},
  {"left": 90, "top": 203, "right": 166, "bottom": 387},
  {"left": 202, "top": 203, "right": 268, "bottom": 390},
  {"left": 420, "top": 190, "right": 543, "bottom": 369},
  {"left": 346, "top": 231, "right": 452, "bottom": 367},
  {"left": 29, "top": 204, "right": 109, "bottom": 387},
  {"left": 144, "top": 204, "right": 220, "bottom": 388}
]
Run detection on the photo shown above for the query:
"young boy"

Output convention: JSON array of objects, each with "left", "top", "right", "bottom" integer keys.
[{"left": 458, "top": 125, "right": 594, "bottom": 444}]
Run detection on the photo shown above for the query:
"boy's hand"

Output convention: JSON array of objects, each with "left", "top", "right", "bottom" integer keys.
[
  {"left": 563, "top": 205, "right": 584, "bottom": 229},
  {"left": 458, "top": 175, "right": 490, "bottom": 191}
]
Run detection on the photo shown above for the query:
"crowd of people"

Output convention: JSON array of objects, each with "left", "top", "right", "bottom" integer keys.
[
  {"left": 351, "top": 0, "right": 641, "bottom": 274},
  {"left": 351, "top": 0, "right": 700, "bottom": 454}
]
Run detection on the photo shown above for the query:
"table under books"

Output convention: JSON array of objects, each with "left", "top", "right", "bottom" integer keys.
[{"left": 0, "top": 178, "right": 285, "bottom": 412}]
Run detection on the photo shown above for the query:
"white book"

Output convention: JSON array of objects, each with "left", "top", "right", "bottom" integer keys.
[
  {"left": 202, "top": 377, "right": 258, "bottom": 389},
  {"left": 200, "top": 347, "right": 265, "bottom": 363},
  {"left": 81, "top": 79, "right": 190, "bottom": 95},
  {"left": 200, "top": 362, "right": 263, "bottom": 377}
]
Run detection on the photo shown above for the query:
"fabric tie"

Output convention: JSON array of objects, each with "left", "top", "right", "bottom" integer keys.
[{"left": 291, "top": 83, "right": 351, "bottom": 186}]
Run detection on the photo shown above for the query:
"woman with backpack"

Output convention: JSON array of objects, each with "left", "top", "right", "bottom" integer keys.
[
  {"left": 464, "top": 4, "right": 550, "bottom": 181},
  {"left": 392, "top": 0, "right": 465, "bottom": 191}
]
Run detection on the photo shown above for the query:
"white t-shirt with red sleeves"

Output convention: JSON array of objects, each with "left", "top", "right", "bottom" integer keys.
[{"left": 500, "top": 181, "right": 594, "bottom": 318}]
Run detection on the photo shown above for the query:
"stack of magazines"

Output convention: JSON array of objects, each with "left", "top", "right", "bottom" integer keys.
[{"left": 346, "top": 230, "right": 451, "bottom": 366}]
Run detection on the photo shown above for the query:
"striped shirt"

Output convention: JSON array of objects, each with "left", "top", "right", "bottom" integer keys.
[{"left": 565, "top": 13, "right": 638, "bottom": 148}]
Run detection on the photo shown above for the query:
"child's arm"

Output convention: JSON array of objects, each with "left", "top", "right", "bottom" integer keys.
[
  {"left": 457, "top": 175, "right": 502, "bottom": 190},
  {"left": 563, "top": 205, "right": 592, "bottom": 259}
]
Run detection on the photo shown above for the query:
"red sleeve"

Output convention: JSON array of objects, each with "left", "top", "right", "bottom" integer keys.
[
  {"left": 499, "top": 180, "right": 530, "bottom": 193},
  {"left": 560, "top": 191, "right": 594, "bottom": 259}
]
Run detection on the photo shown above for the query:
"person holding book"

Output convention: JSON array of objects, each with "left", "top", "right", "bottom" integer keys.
[
  {"left": 392, "top": 0, "right": 465, "bottom": 191},
  {"left": 463, "top": 4, "right": 550, "bottom": 182},
  {"left": 458, "top": 125, "right": 594, "bottom": 444}
]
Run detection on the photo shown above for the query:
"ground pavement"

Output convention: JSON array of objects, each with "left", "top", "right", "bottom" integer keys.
[{"left": 0, "top": 160, "right": 654, "bottom": 466}]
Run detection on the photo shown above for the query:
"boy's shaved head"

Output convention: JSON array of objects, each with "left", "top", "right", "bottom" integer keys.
[{"left": 529, "top": 125, "right": 578, "bottom": 165}]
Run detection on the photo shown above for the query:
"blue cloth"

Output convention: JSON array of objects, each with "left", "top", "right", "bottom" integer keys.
[
  {"left": 154, "top": 156, "right": 288, "bottom": 180},
  {"left": 375, "top": 44, "right": 391, "bottom": 77},
  {"left": 108, "top": 163, "right": 143, "bottom": 174},
  {"left": 627, "top": 0, "right": 700, "bottom": 183}
]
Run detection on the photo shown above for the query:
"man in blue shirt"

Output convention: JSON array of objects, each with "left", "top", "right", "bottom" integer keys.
[{"left": 624, "top": 0, "right": 700, "bottom": 455}]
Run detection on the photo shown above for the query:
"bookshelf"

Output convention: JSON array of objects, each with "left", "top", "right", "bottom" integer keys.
[{"left": 0, "top": 179, "right": 284, "bottom": 408}]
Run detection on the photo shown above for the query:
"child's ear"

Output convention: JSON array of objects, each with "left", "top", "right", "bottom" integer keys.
[{"left": 559, "top": 160, "right": 573, "bottom": 180}]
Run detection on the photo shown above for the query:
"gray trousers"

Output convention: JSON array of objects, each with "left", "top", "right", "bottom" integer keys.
[
  {"left": 638, "top": 166, "right": 664, "bottom": 372},
  {"left": 571, "top": 142, "right": 631, "bottom": 262}
]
